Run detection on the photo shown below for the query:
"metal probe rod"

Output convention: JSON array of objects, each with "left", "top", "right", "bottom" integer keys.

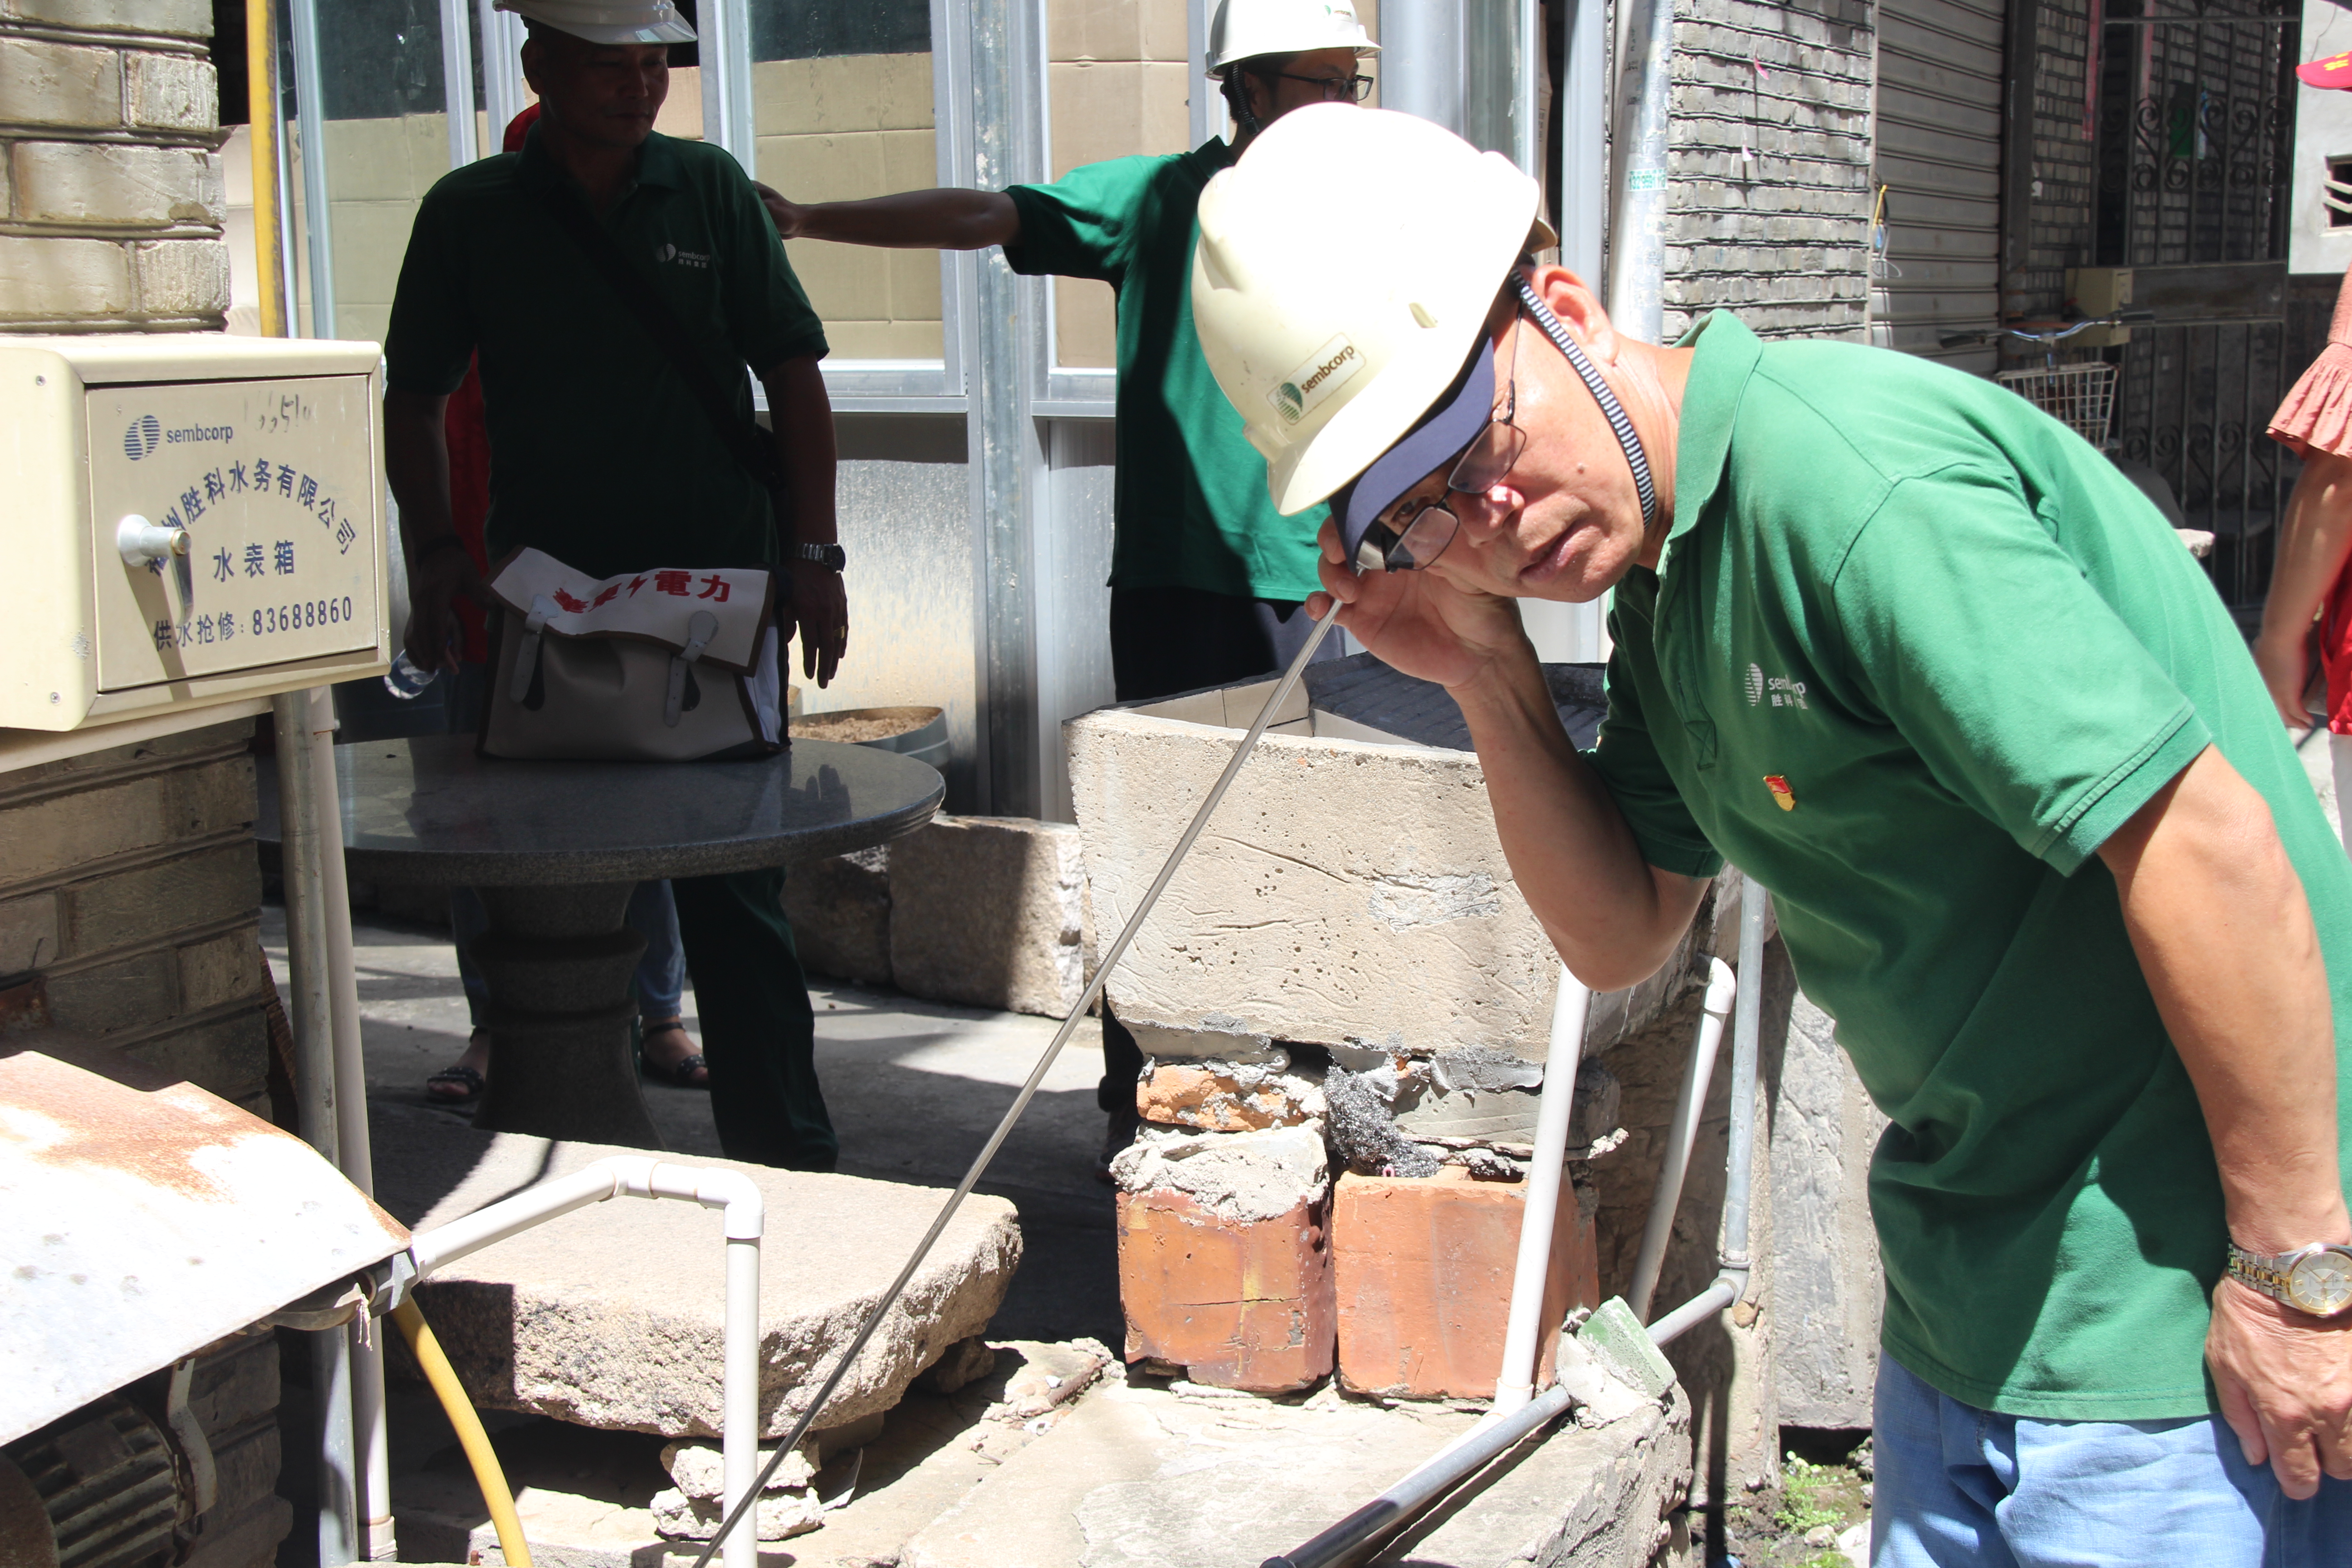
[{"left": 683, "top": 613, "right": 1340, "bottom": 1568}]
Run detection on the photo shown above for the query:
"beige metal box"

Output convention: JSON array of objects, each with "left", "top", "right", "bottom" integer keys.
[{"left": 0, "top": 336, "right": 391, "bottom": 733}]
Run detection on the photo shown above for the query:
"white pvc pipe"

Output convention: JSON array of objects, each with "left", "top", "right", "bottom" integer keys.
[
  {"left": 406, "top": 1157, "right": 765, "bottom": 1568},
  {"left": 1629, "top": 956, "right": 1737, "bottom": 1323},
  {"left": 438, "top": 0, "right": 480, "bottom": 168},
  {"left": 1491, "top": 965, "right": 1590, "bottom": 1414}
]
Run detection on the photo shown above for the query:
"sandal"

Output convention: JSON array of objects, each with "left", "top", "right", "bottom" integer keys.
[
  {"left": 639, "top": 1021, "right": 709, "bottom": 1090},
  {"left": 426, "top": 1063, "right": 485, "bottom": 1104}
]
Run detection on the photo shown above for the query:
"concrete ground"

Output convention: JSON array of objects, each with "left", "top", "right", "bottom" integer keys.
[{"left": 261, "top": 902, "right": 1124, "bottom": 1348}]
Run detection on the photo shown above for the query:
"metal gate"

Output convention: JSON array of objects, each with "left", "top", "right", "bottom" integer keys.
[
  {"left": 2092, "top": 0, "right": 2299, "bottom": 617},
  {"left": 1872, "top": 0, "right": 2009, "bottom": 372}
]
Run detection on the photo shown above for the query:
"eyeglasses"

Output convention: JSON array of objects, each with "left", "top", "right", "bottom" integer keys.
[
  {"left": 1357, "top": 333, "right": 1527, "bottom": 572},
  {"left": 1271, "top": 70, "right": 1375, "bottom": 103}
]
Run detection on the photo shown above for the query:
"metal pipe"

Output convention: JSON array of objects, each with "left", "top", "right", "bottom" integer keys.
[
  {"left": 284, "top": 0, "right": 334, "bottom": 338},
  {"left": 477, "top": 0, "right": 528, "bottom": 152},
  {"left": 1491, "top": 965, "right": 1589, "bottom": 1413},
  {"left": 304, "top": 688, "right": 391, "bottom": 1559},
  {"left": 1605, "top": 0, "right": 1675, "bottom": 338},
  {"left": 407, "top": 1157, "right": 765, "bottom": 1568},
  {"left": 244, "top": 0, "right": 289, "bottom": 338},
  {"left": 1514, "top": 0, "right": 1540, "bottom": 175},
  {"left": 1646, "top": 875, "right": 1771, "bottom": 1349},
  {"left": 271, "top": 691, "right": 360, "bottom": 1568},
  {"left": 439, "top": 0, "right": 480, "bottom": 168},
  {"left": 1628, "top": 957, "right": 1736, "bottom": 1322},
  {"left": 1262, "top": 1382, "right": 1577, "bottom": 1568},
  {"left": 687, "top": 614, "right": 1340, "bottom": 1568},
  {"left": 699, "top": 0, "right": 755, "bottom": 172}
]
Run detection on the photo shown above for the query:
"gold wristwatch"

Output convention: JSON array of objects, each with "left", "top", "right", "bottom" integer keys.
[{"left": 2225, "top": 1241, "right": 2352, "bottom": 1317}]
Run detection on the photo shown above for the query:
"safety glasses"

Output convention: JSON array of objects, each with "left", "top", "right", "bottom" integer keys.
[
  {"left": 1356, "top": 330, "right": 1526, "bottom": 572},
  {"left": 1272, "top": 70, "right": 1376, "bottom": 103}
]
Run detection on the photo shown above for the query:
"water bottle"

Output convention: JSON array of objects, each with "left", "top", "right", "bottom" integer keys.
[{"left": 383, "top": 650, "right": 440, "bottom": 700}]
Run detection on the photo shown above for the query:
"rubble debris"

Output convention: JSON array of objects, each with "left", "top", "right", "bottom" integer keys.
[
  {"left": 1323, "top": 1063, "right": 1441, "bottom": 1177},
  {"left": 994, "top": 1338, "right": 1112, "bottom": 1420},
  {"left": 1106, "top": 1122, "right": 1329, "bottom": 1223},
  {"left": 1136, "top": 1052, "right": 1326, "bottom": 1132},
  {"left": 916, "top": 1335, "right": 999, "bottom": 1396}
]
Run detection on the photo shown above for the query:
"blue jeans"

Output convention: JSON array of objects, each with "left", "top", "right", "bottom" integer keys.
[
  {"left": 1872, "top": 1352, "right": 2352, "bottom": 1566},
  {"left": 453, "top": 880, "right": 686, "bottom": 1028}
]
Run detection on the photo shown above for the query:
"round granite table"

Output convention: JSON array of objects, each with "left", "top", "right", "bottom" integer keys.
[{"left": 258, "top": 734, "right": 943, "bottom": 1148}]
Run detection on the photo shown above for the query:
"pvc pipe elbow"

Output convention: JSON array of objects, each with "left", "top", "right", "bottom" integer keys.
[{"left": 1702, "top": 956, "right": 1738, "bottom": 1016}]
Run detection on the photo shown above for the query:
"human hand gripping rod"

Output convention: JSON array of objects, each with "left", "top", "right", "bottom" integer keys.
[{"left": 683, "top": 612, "right": 1341, "bottom": 1568}]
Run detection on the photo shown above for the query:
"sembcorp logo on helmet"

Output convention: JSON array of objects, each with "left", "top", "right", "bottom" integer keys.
[{"left": 1265, "top": 334, "right": 1364, "bottom": 426}]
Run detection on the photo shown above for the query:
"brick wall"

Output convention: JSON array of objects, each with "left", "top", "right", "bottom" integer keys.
[
  {"left": 2006, "top": 0, "right": 2095, "bottom": 320},
  {"left": 0, "top": 0, "right": 229, "bottom": 332},
  {"left": 1663, "top": 0, "right": 1875, "bottom": 341},
  {"left": 0, "top": 718, "right": 276, "bottom": 1113}
]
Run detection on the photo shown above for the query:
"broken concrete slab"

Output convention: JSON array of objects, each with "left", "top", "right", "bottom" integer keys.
[
  {"left": 887, "top": 816, "right": 1094, "bottom": 1018},
  {"left": 368, "top": 1101, "right": 1020, "bottom": 1439},
  {"left": 900, "top": 1368, "right": 1692, "bottom": 1568}
]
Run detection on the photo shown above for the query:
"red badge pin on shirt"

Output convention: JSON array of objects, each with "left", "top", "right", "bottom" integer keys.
[{"left": 1764, "top": 775, "right": 1796, "bottom": 811}]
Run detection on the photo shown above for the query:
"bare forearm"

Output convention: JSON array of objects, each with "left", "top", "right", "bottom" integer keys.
[
  {"left": 1450, "top": 640, "right": 1707, "bottom": 991},
  {"left": 763, "top": 357, "right": 836, "bottom": 545},
  {"left": 2101, "top": 745, "right": 2346, "bottom": 1253},
  {"left": 796, "top": 189, "right": 1019, "bottom": 251},
  {"left": 384, "top": 392, "right": 456, "bottom": 557},
  {"left": 2259, "top": 449, "right": 2352, "bottom": 650}
]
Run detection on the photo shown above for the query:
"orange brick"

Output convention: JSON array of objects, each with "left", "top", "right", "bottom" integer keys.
[
  {"left": 1114, "top": 1188, "right": 1335, "bottom": 1392},
  {"left": 1135, "top": 1062, "right": 1314, "bottom": 1131},
  {"left": 1332, "top": 1168, "right": 1599, "bottom": 1401}
]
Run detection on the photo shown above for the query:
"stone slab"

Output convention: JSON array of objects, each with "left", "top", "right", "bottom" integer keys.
[
  {"left": 779, "top": 844, "right": 893, "bottom": 987},
  {"left": 887, "top": 816, "right": 1093, "bottom": 1019},
  {"left": 901, "top": 1371, "right": 1692, "bottom": 1568},
  {"left": 368, "top": 1101, "right": 1020, "bottom": 1438}
]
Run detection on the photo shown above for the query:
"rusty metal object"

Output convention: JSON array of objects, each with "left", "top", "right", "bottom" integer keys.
[{"left": 0, "top": 1052, "right": 410, "bottom": 1446}]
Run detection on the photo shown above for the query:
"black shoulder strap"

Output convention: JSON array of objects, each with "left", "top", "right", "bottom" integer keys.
[{"left": 532, "top": 184, "right": 791, "bottom": 516}]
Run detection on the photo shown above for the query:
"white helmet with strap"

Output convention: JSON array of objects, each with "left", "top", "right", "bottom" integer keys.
[
  {"left": 494, "top": 0, "right": 695, "bottom": 45},
  {"left": 1191, "top": 105, "right": 1542, "bottom": 519},
  {"left": 1206, "top": 0, "right": 1378, "bottom": 79}
]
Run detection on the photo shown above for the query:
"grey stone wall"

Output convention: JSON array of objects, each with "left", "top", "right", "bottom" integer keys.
[
  {"left": 1663, "top": 0, "right": 1876, "bottom": 341},
  {"left": 0, "top": 718, "right": 277, "bottom": 1113},
  {"left": 0, "top": 0, "right": 229, "bottom": 332}
]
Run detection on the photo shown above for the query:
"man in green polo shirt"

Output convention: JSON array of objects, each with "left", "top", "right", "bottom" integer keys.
[
  {"left": 756, "top": 0, "right": 1378, "bottom": 1166},
  {"left": 1192, "top": 107, "right": 2352, "bottom": 1561},
  {"left": 383, "top": 0, "right": 844, "bottom": 1170}
]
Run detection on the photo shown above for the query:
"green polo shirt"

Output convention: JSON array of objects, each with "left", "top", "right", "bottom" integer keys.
[
  {"left": 1588, "top": 312, "right": 2352, "bottom": 1420},
  {"left": 1005, "top": 140, "right": 1325, "bottom": 602},
  {"left": 385, "top": 128, "right": 827, "bottom": 580}
]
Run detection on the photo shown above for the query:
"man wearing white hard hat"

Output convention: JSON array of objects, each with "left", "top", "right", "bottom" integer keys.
[
  {"left": 384, "top": 0, "right": 847, "bottom": 1171},
  {"left": 1191, "top": 105, "right": 2352, "bottom": 1562},
  {"left": 760, "top": 0, "right": 1377, "bottom": 1171}
]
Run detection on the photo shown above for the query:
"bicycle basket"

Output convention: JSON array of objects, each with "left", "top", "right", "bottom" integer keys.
[{"left": 1995, "top": 362, "right": 2119, "bottom": 449}]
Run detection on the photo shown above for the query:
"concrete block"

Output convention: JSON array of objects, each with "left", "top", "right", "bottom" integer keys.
[
  {"left": 176, "top": 925, "right": 269, "bottom": 1012},
  {"left": 779, "top": 845, "right": 891, "bottom": 987},
  {"left": 0, "top": 39, "right": 122, "bottom": 128},
  {"left": 122, "top": 1004, "right": 268, "bottom": 1102},
  {"left": 1135, "top": 1054, "right": 1323, "bottom": 1131},
  {"left": 0, "top": 234, "right": 132, "bottom": 320},
  {"left": 42, "top": 946, "right": 176, "bottom": 1034},
  {"left": 132, "top": 235, "right": 229, "bottom": 318},
  {"left": 650, "top": 1485, "right": 822, "bottom": 1542},
  {"left": 887, "top": 816, "right": 1091, "bottom": 1018},
  {"left": 901, "top": 1369, "right": 1692, "bottom": 1568},
  {"left": 1572, "top": 1298, "right": 1678, "bottom": 1403},
  {"left": 660, "top": 1438, "right": 814, "bottom": 1500},
  {"left": 124, "top": 49, "right": 214, "bottom": 130},
  {"left": 1112, "top": 1188, "right": 1333, "bottom": 1392},
  {"left": 0, "top": 891, "right": 62, "bottom": 972},
  {"left": 11, "top": 141, "right": 223, "bottom": 227},
  {"left": 1, "top": 0, "right": 212, "bottom": 37},
  {"left": 370, "top": 1105, "right": 1022, "bottom": 1437},
  {"left": 63, "top": 842, "right": 262, "bottom": 956},
  {"left": 1331, "top": 1168, "right": 1599, "bottom": 1401}
]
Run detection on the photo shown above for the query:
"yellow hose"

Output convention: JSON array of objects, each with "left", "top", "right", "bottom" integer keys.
[{"left": 390, "top": 1297, "right": 533, "bottom": 1568}]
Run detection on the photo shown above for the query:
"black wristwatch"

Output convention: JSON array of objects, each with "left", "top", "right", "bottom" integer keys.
[{"left": 791, "top": 541, "right": 846, "bottom": 572}]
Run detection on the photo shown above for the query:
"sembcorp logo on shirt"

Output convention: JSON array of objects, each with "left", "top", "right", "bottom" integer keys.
[
  {"left": 654, "top": 242, "right": 710, "bottom": 270},
  {"left": 1745, "top": 662, "right": 1808, "bottom": 710}
]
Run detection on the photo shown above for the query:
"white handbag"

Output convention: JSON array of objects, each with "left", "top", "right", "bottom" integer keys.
[{"left": 480, "top": 548, "right": 786, "bottom": 762}]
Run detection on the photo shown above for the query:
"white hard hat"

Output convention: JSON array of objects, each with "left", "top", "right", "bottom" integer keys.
[
  {"left": 1206, "top": 0, "right": 1378, "bottom": 78},
  {"left": 495, "top": 0, "right": 695, "bottom": 45},
  {"left": 1191, "top": 105, "right": 1544, "bottom": 518}
]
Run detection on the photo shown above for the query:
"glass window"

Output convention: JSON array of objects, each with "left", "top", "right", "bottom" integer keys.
[{"left": 750, "top": 0, "right": 943, "bottom": 363}]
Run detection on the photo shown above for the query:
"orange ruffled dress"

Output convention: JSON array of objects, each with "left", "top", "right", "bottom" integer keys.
[{"left": 2268, "top": 263, "right": 2352, "bottom": 733}]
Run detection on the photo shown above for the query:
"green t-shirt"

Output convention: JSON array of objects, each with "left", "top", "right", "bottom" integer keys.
[
  {"left": 385, "top": 128, "right": 828, "bottom": 580},
  {"left": 1588, "top": 312, "right": 2352, "bottom": 1420},
  {"left": 1005, "top": 140, "right": 1326, "bottom": 601}
]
